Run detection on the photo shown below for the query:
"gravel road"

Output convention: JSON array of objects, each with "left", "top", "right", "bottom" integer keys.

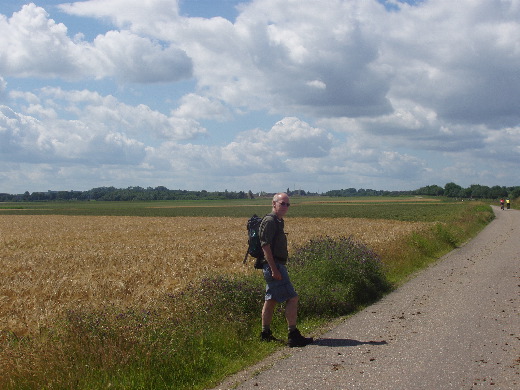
[{"left": 212, "top": 206, "right": 519, "bottom": 390}]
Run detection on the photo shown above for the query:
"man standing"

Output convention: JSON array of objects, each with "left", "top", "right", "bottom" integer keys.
[{"left": 258, "top": 192, "right": 313, "bottom": 347}]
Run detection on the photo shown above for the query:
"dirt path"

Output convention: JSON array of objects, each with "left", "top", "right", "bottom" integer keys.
[{"left": 212, "top": 206, "right": 519, "bottom": 389}]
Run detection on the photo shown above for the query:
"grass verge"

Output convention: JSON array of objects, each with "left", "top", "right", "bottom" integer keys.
[{"left": 382, "top": 203, "right": 494, "bottom": 285}]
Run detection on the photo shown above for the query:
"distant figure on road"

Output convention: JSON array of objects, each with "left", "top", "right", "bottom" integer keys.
[
  {"left": 500, "top": 198, "right": 505, "bottom": 210},
  {"left": 506, "top": 198, "right": 510, "bottom": 209}
]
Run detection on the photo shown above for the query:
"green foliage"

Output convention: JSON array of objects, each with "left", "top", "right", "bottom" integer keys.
[
  {"left": 289, "top": 236, "right": 391, "bottom": 317},
  {"left": 0, "top": 187, "right": 254, "bottom": 202},
  {"left": 407, "top": 223, "right": 457, "bottom": 258},
  {"left": 384, "top": 203, "right": 494, "bottom": 285},
  {"left": 414, "top": 184, "right": 445, "bottom": 196},
  {"left": 408, "top": 231, "right": 436, "bottom": 257},
  {"left": 434, "top": 223, "right": 458, "bottom": 248}
]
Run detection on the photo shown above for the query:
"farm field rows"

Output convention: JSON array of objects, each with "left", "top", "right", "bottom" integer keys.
[
  {"left": 0, "top": 196, "right": 459, "bottom": 221},
  {"left": 0, "top": 213, "right": 430, "bottom": 336}
]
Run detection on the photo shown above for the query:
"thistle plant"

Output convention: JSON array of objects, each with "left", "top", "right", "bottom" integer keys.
[{"left": 289, "top": 236, "right": 391, "bottom": 317}]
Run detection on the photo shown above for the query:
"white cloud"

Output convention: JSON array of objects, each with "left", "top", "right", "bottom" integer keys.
[
  {"left": 172, "top": 93, "right": 232, "bottom": 121},
  {"left": 174, "top": 0, "right": 393, "bottom": 117},
  {"left": 149, "top": 116, "right": 334, "bottom": 176},
  {"left": 0, "top": 85, "right": 209, "bottom": 172},
  {"left": 481, "top": 126, "right": 520, "bottom": 164},
  {"left": 0, "top": 3, "right": 192, "bottom": 82},
  {"left": 306, "top": 80, "right": 326, "bottom": 90},
  {"left": 378, "top": 0, "right": 520, "bottom": 127},
  {"left": 0, "top": 4, "right": 78, "bottom": 78},
  {"left": 90, "top": 30, "right": 192, "bottom": 83},
  {"left": 58, "top": 0, "right": 181, "bottom": 35},
  {"left": 32, "top": 87, "right": 207, "bottom": 141},
  {"left": 0, "top": 76, "right": 7, "bottom": 100},
  {"left": 260, "top": 117, "right": 334, "bottom": 158},
  {"left": 0, "top": 104, "right": 147, "bottom": 164}
]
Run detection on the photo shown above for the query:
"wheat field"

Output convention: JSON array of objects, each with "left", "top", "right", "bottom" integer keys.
[{"left": 0, "top": 215, "right": 430, "bottom": 336}]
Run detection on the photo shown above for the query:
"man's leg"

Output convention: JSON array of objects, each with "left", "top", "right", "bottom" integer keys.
[
  {"left": 285, "top": 295, "right": 299, "bottom": 327},
  {"left": 262, "top": 299, "right": 277, "bottom": 327},
  {"left": 261, "top": 299, "right": 279, "bottom": 341},
  {"left": 285, "top": 295, "right": 313, "bottom": 347}
]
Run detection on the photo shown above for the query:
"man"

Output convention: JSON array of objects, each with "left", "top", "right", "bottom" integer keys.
[{"left": 258, "top": 192, "right": 313, "bottom": 347}]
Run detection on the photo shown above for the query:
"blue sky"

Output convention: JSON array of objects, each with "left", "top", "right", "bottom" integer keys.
[{"left": 1, "top": 0, "right": 519, "bottom": 194}]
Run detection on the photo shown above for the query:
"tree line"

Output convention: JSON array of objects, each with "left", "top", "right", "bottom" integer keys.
[
  {"left": 325, "top": 182, "right": 520, "bottom": 199},
  {"left": 0, "top": 186, "right": 256, "bottom": 202},
  {"left": 0, "top": 183, "right": 518, "bottom": 202}
]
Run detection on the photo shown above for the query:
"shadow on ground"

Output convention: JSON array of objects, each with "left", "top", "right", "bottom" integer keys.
[{"left": 313, "top": 338, "right": 388, "bottom": 347}]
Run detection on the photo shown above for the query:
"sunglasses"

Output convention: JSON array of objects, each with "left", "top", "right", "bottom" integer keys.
[{"left": 277, "top": 201, "right": 290, "bottom": 207}]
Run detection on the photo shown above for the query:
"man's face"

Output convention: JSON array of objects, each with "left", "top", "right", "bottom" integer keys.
[{"left": 273, "top": 194, "right": 290, "bottom": 218}]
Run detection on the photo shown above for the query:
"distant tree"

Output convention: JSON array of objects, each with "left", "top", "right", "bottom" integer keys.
[
  {"left": 414, "top": 185, "right": 444, "bottom": 196},
  {"left": 468, "top": 184, "right": 490, "bottom": 199},
  {"left": 444, "top": 182, "right": 463, "bottom": 198},
  {"left": 6, "top": 184, "right": 520, "bottom": 203},
  {"left": 488, "top": 185, "right": 507, "bottom": 199},
  {"left": 510, "top": 187, "right": 520, "bottom": 199}
]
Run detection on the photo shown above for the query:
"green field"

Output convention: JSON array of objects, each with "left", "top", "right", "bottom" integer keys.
[{"left": 0, "top": 196, "right": 473, "bottom": 221}]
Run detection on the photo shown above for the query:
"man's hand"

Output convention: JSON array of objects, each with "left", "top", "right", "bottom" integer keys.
[{"left": 271, "top": 268, "right": 282, "bottom": 280}]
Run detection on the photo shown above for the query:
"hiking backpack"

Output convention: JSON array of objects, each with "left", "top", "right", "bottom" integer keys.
[
  {"left": 243, "top": 214, "right": 264, "bottom": 266},
  {"left": 243, "top": 213, "right": 280, "bottom": 269}
]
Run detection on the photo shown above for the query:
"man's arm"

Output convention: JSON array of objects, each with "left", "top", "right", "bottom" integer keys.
[{"left": 262, "top": 244, "right": 282, "bottom": 280}]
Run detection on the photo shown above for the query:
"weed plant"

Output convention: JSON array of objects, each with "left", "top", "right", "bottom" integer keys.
[{"left": 289, "top": 236, "right": 391, "bottom": 317}]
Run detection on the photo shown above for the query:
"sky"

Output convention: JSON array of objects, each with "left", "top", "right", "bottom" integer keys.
[{"left": 0, "top": 0, "right": 519, "bottom": 194}]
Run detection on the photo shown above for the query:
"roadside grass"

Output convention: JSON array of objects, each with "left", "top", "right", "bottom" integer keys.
[
  {"left": 0, "top": 201, "right": 494, "bottom": 390},
  {"left": 383, "top": 203, "right": 494, "bottom": 285}
]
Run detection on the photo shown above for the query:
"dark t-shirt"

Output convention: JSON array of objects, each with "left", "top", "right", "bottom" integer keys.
[{"left": 259, "top": 213, "right": 288, "bottom": 264}]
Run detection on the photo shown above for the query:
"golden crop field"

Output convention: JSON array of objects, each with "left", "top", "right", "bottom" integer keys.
[{"left": 0, "top": 215, "right": 430, "bottom": 336}]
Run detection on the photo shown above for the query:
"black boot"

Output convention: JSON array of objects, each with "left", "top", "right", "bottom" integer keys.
[
  {"left": 287, "top": 328, "right": 313, "bottom": 347},
  {"left": 260, "top": 329, "right": 279, "bottom": 342}
]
